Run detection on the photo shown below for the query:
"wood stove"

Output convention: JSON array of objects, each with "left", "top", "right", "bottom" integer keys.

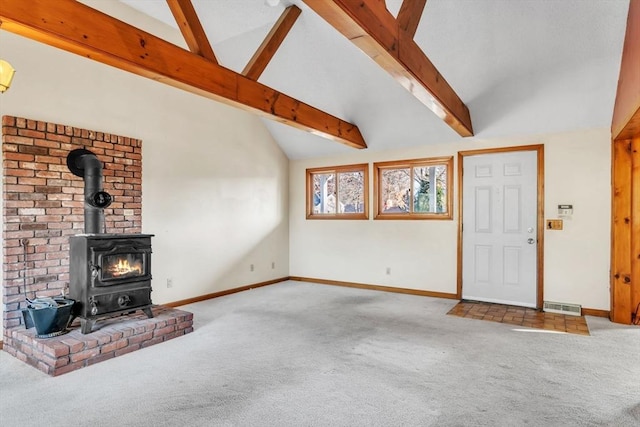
[
  {"left": 70, "top": 234, "right": 154, "bottom": 334},
  {"left": 66, "top": 148, "right": 154, "bottom": 334}
]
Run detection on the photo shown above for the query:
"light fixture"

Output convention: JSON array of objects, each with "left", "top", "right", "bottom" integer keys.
[{"left": 0, "top": 60, "right": 16, "bottom": 93}]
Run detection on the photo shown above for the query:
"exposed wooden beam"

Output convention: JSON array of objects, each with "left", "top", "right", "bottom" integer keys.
[
  {"left": 397, "top": 0, "right": 427, "bottom": 38},
  {"left": 243, "top": 5, "right": 302, "bottom": 81},
  {"left": 611, "top": 0, "right": 640, "bottom": 141},
  {"left": 0, "top": 0, "right": 366, "bottom": 149},
  {"left": 166, "top": 0, "right": 218, "bottom": 63},
  {"left": 303, "top": 0, "right": 473, "bottom": 137}
]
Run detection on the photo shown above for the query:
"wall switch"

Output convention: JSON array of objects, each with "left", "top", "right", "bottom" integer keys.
[
  {"left": 386, "top": 267, "right": 391, "bottom": 275},
  {"left": 271, "top": 262, "right": 275, "bottom": 269},
  {"left": 250, "top": 264, "right": 254, "bottom": 272},
  {"left": 166, "top": 278, "right": 173, "bottom": 288},
  {"left": 546, "top": 219, "right": 563, "bottom": 230}
]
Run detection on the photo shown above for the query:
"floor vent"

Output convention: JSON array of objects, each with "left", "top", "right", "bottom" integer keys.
[{"left": 543, "top": 301, "right": 582, "bottom": 316}]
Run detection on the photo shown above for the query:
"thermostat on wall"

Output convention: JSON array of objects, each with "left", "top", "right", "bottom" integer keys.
[{"left": 558, "top": 204, "right": 573, "bottom": 218}]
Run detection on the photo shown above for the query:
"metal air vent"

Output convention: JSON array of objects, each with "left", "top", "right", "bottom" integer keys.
[{"left": 543, "top": 301, "right": 582, "bottom": 316}]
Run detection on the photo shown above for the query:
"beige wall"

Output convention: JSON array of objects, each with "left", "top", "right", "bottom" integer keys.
[
  {"left": 0, "top": 2, "right": 290, "bottom": 337},
  {"left": 0, "top": 1, "right": 614, "bottom": 340},
  {"left": 290, "top": 128, "right": 611, "bottom": 311}
]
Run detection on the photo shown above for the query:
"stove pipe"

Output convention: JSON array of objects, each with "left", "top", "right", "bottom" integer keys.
[{"left": 66, "top": 149, "right": 112, "bottom": 234}]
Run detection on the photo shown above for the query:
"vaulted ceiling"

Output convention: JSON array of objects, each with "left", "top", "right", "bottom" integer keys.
[
  {"left": 3, "top": 1, "right": 629, "bottom": 159},
  {"left": 116, "top": 0, "right": 629, "bottom": 159}
]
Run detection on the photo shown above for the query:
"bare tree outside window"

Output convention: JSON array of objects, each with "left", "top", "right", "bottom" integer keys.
[
  {"left": 381, "top": 168, "right": 410, "bottom": 212},
  {"left": 312, "top": 173, "right": 336, "bottom": 214},
  {"left": 338, "top": 171, "right": 365, "bottom": 213},
  {"left": 306, "top": 164, "right": 369, "bottom": 219},
  {"left": 412, "top": 165, "right": 448, "bottom": 214},
  {"left": 374, "top": 157, "right": 453, "bottom": 220}
]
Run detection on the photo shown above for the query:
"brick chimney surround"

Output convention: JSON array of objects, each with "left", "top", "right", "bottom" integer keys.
[{"left": 2, "top": 115, "right": 193, "bottom": 376}]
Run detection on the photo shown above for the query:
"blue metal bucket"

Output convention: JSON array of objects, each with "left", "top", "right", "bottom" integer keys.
[{"left": 22, "top": 298, "right": 75, "bottom": 338}]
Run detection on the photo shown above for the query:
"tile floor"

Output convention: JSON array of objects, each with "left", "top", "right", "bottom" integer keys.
[{"left": 447, "top": 301, "right": 590, "bottom": 335}]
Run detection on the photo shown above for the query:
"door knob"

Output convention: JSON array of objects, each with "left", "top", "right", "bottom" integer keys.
[{"left": 527, "top": 238, "right": 535, "bottom": 244}]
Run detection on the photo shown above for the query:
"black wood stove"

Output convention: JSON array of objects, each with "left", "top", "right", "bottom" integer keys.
[
  {"left": 67, "top": 149, "right": 153, "bottom": 334},
  {"left": 69, "top": 234, "right": 154, "bottom": 334}
]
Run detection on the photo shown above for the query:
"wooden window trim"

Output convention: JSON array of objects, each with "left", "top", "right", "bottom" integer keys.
[
  {"left": 373, "top": 156, "right": 453, "bottom": 220},
  {"left": 306, "top": 163, "right": 369, "bottom": 220}
]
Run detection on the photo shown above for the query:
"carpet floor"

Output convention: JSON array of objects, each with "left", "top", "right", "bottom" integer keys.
[{"left": 1, "top": 280, "right": 639, "bottom": 426}]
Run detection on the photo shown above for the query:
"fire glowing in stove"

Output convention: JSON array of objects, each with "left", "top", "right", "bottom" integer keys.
[{"left": 107, "top": 258, "right": 143, "bottom": 277}]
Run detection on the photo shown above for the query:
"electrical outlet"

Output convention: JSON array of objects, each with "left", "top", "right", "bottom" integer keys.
[
  {"left": 250, "top": 264, "right": 254, "bottom": 272},
  {"left": 166, "top": 278, "right": 173, "bottom": 288},
  {"left": 271, "top": 262, "right": 275, "bottom": 269},
  {"left": 386, "top": 267, "right": 391, "bottom": 275}
]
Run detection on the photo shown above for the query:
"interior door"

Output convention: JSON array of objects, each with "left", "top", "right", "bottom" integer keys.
[{"left": 462, "top": 150, "right": 538, "bottom": 307}]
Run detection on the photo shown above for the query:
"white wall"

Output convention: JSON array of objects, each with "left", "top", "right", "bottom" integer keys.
[
  {"left": 290, "top": 128, "right": 611, "bottom": 310},
  {"left": 0, "top": 1, "right": 289, "bottom": 337},
  {"left": 0, "top": 1, "right": 614, "bottom": 343}
]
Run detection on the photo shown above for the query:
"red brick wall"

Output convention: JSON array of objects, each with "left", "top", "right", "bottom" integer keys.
[{"left": 2, "top": 115, "right": 142, "bottom": 335}]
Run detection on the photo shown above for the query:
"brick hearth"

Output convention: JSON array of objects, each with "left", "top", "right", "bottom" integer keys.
[{"left": 3, "top": 306, "right": 193, "bottom": 376}]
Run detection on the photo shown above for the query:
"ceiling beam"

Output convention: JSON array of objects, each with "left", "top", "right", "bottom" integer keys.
[
  {"left": 397, "top": 0, "right": 427, "bottom": 38},
  {"left": 611, "top": 0, "right": 640, "bottom": 141},
  {"left": 0, "top": 0, "right": 366, "bottom": 149},
  {"left": 243, "top": 5, "right": 302, "bottom": 81},
  {"left": 303, "top": 0, "right": 473, "bottom": 137},
  {"left": 166, "top": 0, "right": 218, "bottom": 63}
]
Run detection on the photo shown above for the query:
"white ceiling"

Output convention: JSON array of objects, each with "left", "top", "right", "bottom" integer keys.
[{"left": 119, "top": 0, "right": 629, "bottom": 159}]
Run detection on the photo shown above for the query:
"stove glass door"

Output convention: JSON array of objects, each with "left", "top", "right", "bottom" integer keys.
[{"left": 101, "top": 253, "right": 146, "bottom": 281}]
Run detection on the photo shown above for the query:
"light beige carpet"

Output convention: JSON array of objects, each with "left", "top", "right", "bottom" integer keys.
[{"left": 1, "top": 280, "right": 639, "bottom": 426}]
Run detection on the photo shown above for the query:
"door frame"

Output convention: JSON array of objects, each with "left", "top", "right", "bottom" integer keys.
[{"left": 457, "top": 144, "right": 545, "bottom": 309}]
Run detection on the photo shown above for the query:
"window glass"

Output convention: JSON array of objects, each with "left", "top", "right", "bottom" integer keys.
[
  {"left": 307, "top": 164, "right": 369, "bottom": 219},
  {"left": 381, "top": 168, "right": 410, "bottom": 213},
  {"left": 374, "top": 157, "right": 453, "bottom": 220},
  {"left": 312, "top": 172, "right": 336, "bottom": 214},
  {"left": 412, "top": 165, "right": 448, "bottom": 214},
  {"left": 338, "top": 171, "right": 365, "bottom": 213}
]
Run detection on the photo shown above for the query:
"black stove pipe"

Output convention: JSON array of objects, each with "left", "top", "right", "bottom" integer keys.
[{"left": 66, "top": 149, "right": 112, "bottom": 234}]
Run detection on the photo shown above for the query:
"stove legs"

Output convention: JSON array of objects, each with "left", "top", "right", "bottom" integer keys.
[
  {"left": 142, "top": 307, "right": 153, "bottom": 319},
  {"left": 80, "top": 318, "right": 95, "bottom": 334}
]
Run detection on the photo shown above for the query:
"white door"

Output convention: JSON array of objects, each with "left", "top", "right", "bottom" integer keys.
[{"left": 462, "top": 150, "right": 538, "bottom": 307}]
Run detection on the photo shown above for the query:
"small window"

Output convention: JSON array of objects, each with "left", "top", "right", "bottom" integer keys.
[
  {"left": 374, "top": 157, "right": 453, "bottom": 220},
  {"left": 306, "top": 164, "right": 369, "bottom": 219}
]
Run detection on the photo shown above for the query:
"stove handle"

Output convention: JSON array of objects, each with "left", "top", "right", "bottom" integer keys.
[
  {"left": 118, "top": 295, "right": 131, "bottom": 308},
  {"left": 90, "top": 263, "right": 101, "bottom": 279},
  {"left": 89, "top": 297, "right": 98, "bottom": 316}
]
